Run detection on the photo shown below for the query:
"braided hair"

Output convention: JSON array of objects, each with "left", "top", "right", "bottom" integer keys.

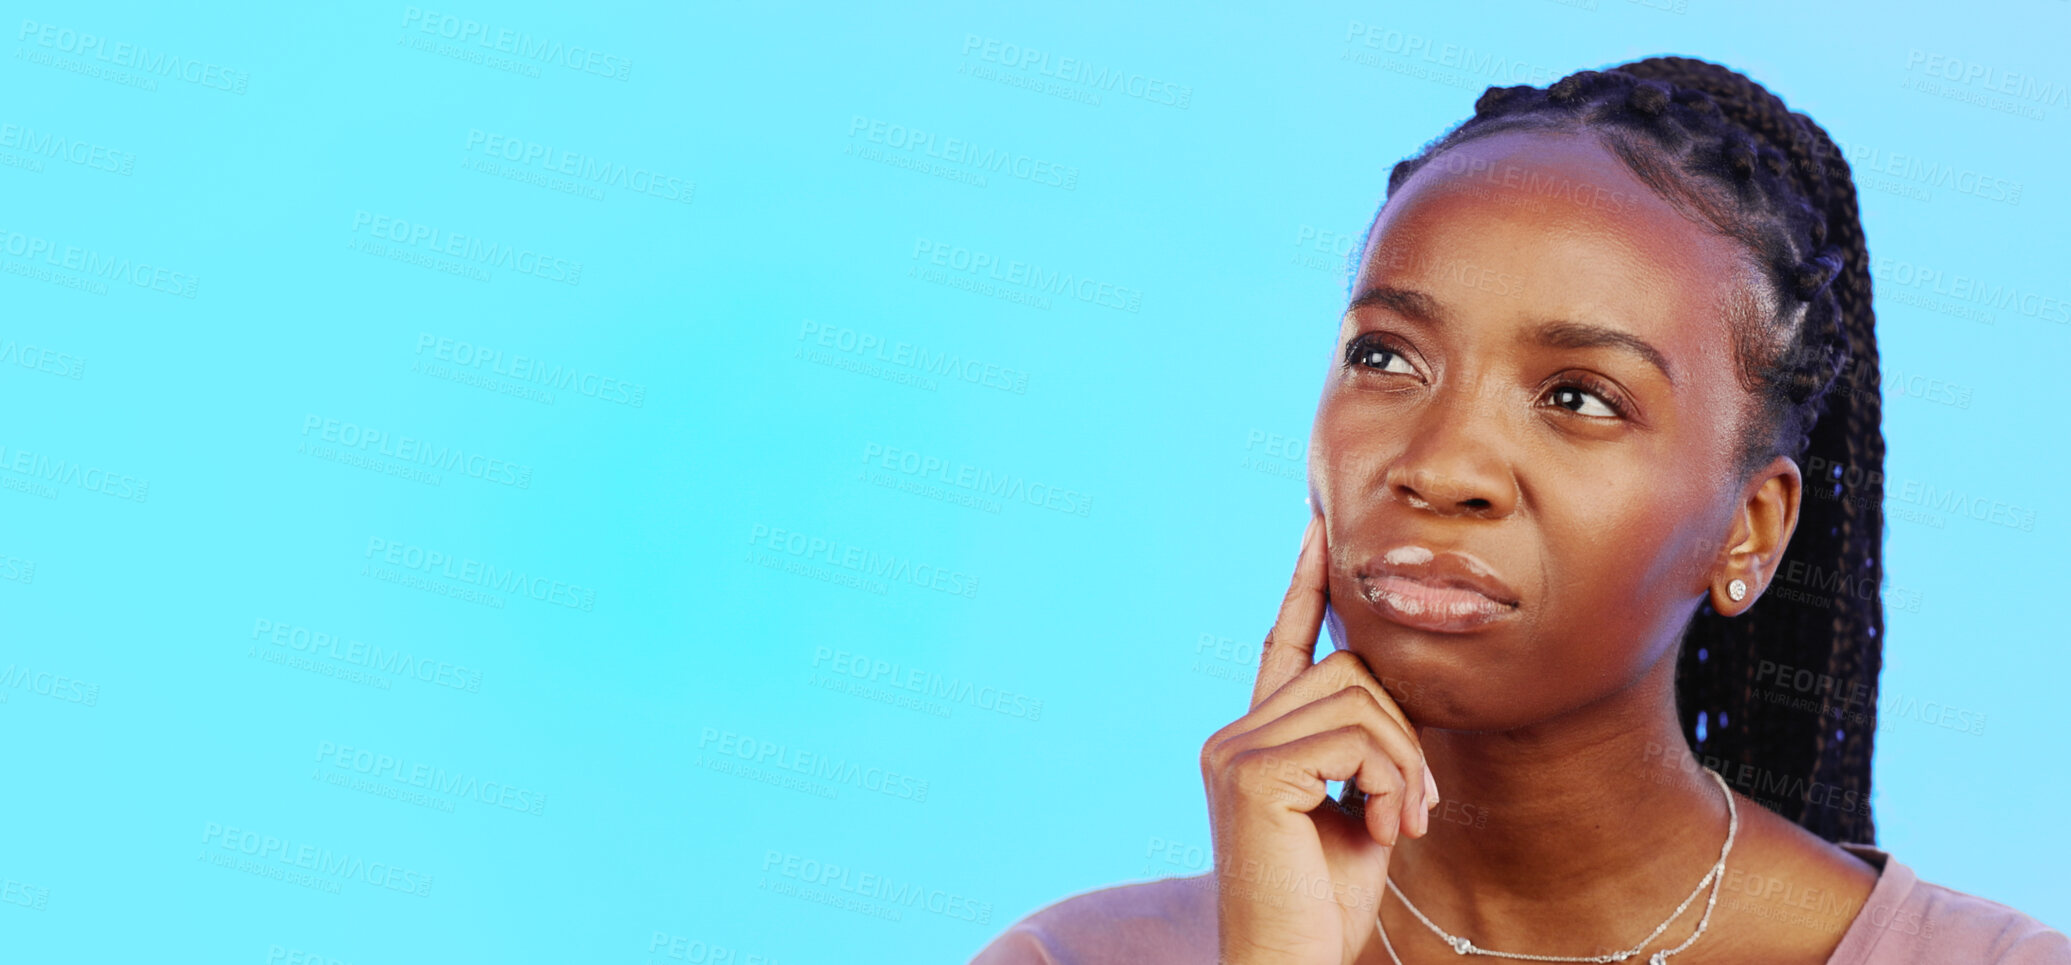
[{"left": 1354, "top": 56, "right": 1885, "bottom": 844}]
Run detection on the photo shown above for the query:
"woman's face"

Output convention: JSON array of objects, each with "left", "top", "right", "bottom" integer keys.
[{"left": 1311, "top": 127, "right": 1794, "bottom": 732}]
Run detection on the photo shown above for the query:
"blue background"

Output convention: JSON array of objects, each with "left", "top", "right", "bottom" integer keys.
[{"left": 2, "top": 1, "right": 2065, "bottom": 961}]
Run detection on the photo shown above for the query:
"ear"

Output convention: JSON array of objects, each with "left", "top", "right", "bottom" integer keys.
[{"left": 1711, "top": 455, "right": 1802, "bottom": 616}]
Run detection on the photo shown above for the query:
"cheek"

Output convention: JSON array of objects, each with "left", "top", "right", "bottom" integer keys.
[
  {"left": 1549, "top": 491, "right": 1692, "bottom": 610},
  {"left": 1307, "top": 439, "right": 1364, "bottom": 523},
  {"left": 1306, "top": 442, "right": 1329, "bottom": 506},
  {"left": 1306, "top": 400, "right": 1376, "bottom": 511},
  {"left": 1306, "top": 409, "right": 1339, "bottom": 507}
]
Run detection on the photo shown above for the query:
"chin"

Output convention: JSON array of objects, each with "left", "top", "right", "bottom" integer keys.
[{"left": 1334, "top": 617, "right": 1535, "bottom": 732}]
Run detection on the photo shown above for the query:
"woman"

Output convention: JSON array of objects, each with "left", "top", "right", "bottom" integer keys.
[{"left": 970, "top": 56, "right": 2068, "bottom": 964}]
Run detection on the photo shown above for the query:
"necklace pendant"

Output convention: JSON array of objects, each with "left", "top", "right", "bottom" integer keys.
[
  {"left": 1446, "top": 936, "right": 1475, "bottom": 955},
  {"left": 1649, "top": 953, "right": 1668, "bottom": 965}
]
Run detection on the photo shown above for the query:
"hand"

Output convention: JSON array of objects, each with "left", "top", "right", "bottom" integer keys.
[{"left": 1201, "top": 515, "right": 1439, "bottom": 965}]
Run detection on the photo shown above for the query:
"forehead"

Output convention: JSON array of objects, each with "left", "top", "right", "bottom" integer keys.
[{"left": 1359, "top": 128, "right": 1766, "bottom": 341}]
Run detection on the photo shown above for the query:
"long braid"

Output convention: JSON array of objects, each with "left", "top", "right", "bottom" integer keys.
[
  {"left": 1363, "top": 57, "right": 1885, "bottom": 843},
  {"left": 1619, "top": 56, "right": 1886, "bottom": 846}
]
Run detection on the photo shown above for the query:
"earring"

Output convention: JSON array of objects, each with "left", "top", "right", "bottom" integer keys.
[{"left": 1726, "top": 578, "right": 1748, "bottom": 603}]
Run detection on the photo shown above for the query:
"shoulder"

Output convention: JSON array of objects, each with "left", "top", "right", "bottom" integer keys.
[
  {"left": 1827, "top": 844, "right": 2071, "bottom": 964},
  {"left": 1912, "top": 881, "right": 2071, "bottom": 961},
  {"left": 968, "top": 874, "right": 1217, "bottom": 965}
]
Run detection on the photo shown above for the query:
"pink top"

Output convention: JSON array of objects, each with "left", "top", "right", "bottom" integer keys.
[{"left": 970, "top": 845, "right": 2069, "bottom": 964}]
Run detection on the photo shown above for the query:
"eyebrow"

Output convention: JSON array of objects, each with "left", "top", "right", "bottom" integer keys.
[
  {"left": 1349, "top": 286, "right": 1447, "bottom": 325},
  {"left": 1347, "top": 285, "right": 1676, "bottom": 386}
]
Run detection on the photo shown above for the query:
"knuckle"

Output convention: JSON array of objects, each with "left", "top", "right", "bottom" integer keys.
[
  {"left": 1336, "top": 722, "right": 1384, "bottom": 755},
  {"left": 1337, "top": 684, "right": 1384, "bottom": 714},
  {"left": 1228, "top": 747, "right": 1272, "bottom": 782},
  {"left": 1234, "top": 746, "right": 1296, "bottom": 782},
  {"left": 1363, "top": 766, "right": 1407, "bottom": 800},
  {"left": 1319, "top": 649, "right": 1360, "bottom": 673}
]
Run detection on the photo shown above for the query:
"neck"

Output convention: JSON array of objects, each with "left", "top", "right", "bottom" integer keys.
[{"left": 1379, "top": 656, "right": 1732, "bottom": 957}]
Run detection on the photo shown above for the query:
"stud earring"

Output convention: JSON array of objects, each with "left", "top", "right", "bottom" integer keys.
[{"left": 1727, "top": 578, "right": 1748, "bottom": 603}]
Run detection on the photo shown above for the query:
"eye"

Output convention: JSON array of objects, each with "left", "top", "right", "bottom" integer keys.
[
  {"left": 1543, "top": 377, "right": 1629, "bottom": 419},
  {"left": 1343, "top": 333, "right": 1418, "bottom": 376}
]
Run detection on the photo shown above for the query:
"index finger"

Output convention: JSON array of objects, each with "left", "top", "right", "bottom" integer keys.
[{"left": 1251, "top": 515, "right": 1327, "bottom": 711}]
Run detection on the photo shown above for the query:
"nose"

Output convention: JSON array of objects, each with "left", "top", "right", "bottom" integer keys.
[{"left": 1382, "top": 383, "right": 1518, "bottom": 519}]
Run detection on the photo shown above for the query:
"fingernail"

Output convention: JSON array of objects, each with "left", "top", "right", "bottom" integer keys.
[
  {"left": 1300, "top": 516, "right": 1319, "bottom": 554},
  {"left": 1424, "top": 766, "right": 1440, "bottom": 808}
]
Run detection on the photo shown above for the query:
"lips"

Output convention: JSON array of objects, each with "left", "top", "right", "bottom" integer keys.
[{"left": 1354, "top": 545, "right": 1521, "bottom": 633}]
